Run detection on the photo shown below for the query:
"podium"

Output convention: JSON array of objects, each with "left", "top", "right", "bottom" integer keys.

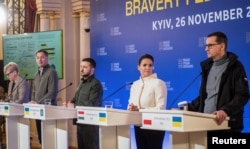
[
  {"left": 23, "top": 104, "right": 76, "bottom": 149},
  {"left": 75, "top": 106, "right": 142, "bottom": 149},
  {"left": 0, "top": 102, "right": 29, "bottom": 149},
  {"left": 140, "top": 109, "right": 230, "bottom": 149}
]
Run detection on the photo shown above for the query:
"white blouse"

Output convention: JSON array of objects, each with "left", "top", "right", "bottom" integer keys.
[{"left": 128, "top": 73, "right": 167, "bottom": 110}]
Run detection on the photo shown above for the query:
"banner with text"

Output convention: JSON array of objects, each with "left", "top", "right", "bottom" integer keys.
[{"left": 90, "top": 0, "right": 250, "bottom": 132}]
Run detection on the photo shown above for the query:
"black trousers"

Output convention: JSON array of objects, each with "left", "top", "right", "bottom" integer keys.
[
  {"left": 134, "top": 125, "right": 165, "bottom": 149},
  {"left": 77, "top": 124, "right": 99, "bottom": 149},
  {"left": 36, "top": 119, "right": 42, "bottom": 144}
]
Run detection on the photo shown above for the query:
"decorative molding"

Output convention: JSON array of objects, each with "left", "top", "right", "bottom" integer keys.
[
  {"left": 36, "top": 0, "right": 61, "bottom": 14},
  {"left": 71, "top": 0, "right": 90, "bottom": 15}
]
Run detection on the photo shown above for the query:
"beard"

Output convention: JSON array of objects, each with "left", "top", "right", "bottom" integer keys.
[{"left": 82, "top": 72, "right": 91, "bottom": 78}]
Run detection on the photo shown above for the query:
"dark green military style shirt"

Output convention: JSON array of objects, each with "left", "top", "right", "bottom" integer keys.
[{"left": 71, "top": 75, "right": 103, "bottom": 107}]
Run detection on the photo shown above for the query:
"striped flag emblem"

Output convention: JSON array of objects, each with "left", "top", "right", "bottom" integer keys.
[
  {"left": 4, "top": 106, "right": 9, "bottom": 113},
  {"left": 143, "top": 119, "right": 152, "bottom": 125},
  {"left": 24, "top": 107, "right": 29, "bottom": 115},
  {"left": 78, "top": 111, "right": 84, "bottom": 115},
  {"left": 99, "top": 112, "right": 106, "bottom": 122},
  {"left": 172, "top": 116, "right": 182, "bottom": 127}
]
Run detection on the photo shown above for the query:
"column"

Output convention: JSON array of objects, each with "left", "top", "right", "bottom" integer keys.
[
  {"left": 40, "top": 13, "right": 50, "bottom": 31},
  {"left": 80, "top": 11, "right": 90, "bottom": 58},
  {"left": 50, "top": 13, "right": 61, "bottom": 30},
  {"left": 0, "top": 3, "right": 7, "bottom": 60},
  {"left": 36, "top": 0, "right": 61, "bottom": 31}
]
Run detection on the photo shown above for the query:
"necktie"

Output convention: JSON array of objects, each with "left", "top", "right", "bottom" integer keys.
[
  {"left": 11, "top": 82, "right": 15, "bottom": 93},
  {"left": 9, "top": 82, "right": 15, "bottom": 100}
]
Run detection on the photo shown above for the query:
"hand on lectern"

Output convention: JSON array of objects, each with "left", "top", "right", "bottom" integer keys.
[
  {"left": 28, "top": 100, "right": 38, "bottom": 104},
  {"left": 212, "top": 110, "right": 228, "bottom": 125},
  {"left": 62, "top": 101, "right": 74, "bottom": 108},
  {"left": 128, "top": 103, "right": 139, "bottom": 111}
]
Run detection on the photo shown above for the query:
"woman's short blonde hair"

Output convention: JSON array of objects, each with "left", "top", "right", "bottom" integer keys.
[{"left": 4, "top": 62, "right": 19, "bottom": 75}]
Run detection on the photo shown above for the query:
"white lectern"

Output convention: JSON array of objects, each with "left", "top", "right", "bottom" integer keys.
[
  {"left": 0, "top": 102, "right": 29, "bottom": 149},
  {"left": 23, "top": 104, "right": 76, "bottom": 149},
  {"left": 140, "top": 109, "right": 230, "bottom": 149},
  {"left": 75, "top": 106, "right": 142, "bottom": 149}
]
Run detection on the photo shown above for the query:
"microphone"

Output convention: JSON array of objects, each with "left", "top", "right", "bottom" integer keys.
[
  {"left": 57, "top": 82, "right": 73, "bottom": 93},
  {"left": 168, "top": 72, "right": 201, "bottom": 109},
  {"left": 103, "top": 82, "right": 133, "bottom": 100},
  {"left": 5, "top": 73, "right": 28, "bottom": 102}
]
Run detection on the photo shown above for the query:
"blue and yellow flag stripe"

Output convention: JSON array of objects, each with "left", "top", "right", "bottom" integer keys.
[
  {"left": 24, "top": 107, "right": 29, "bottom": 115},
  {"left": 4, "top": 106, "right": 9, "bottom": 113},
  {"left": 172, "top": 116, "right": 182, "bottom": 127},
  {"left": 99, "top": 112, "right": 106, "bottom": 122}
]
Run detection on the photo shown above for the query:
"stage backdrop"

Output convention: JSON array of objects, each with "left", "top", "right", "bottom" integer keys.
[{"left": 90, "top": 0, "right": 250, "bottom": 132}]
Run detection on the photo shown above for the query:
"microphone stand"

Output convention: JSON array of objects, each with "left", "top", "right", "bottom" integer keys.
[
  {"left": 57, "top": 82, "right": 73, "bottom": 106},
  {"left": 168, "top": 72, "right": 201, "bottom": 109},
  {"left": 57, "top": 82, "right": 73, "bottom": 93},
  {"left": 103, "top": 82, "right": 133, "bottom": 101}
]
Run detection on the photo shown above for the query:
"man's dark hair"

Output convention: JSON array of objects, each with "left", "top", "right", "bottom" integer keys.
[
  {"left": 207, "top": 31, "right": 228, "bottom": 49},
  {"left": 138, "top": 54, "right": 154, "bottom": 65},
  {"left": 36, "top": 49, "right": 49, "bottom": 57},
  {"left": 82, "top": 58, "right": 96, "bottom": 68}
]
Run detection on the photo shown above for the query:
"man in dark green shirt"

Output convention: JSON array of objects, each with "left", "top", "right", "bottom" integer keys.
[{"left": 64, "top": 58, "right": 103, "bottom": 149}]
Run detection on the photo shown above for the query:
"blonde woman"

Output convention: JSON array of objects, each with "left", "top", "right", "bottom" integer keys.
[{"left": 4, "top": 62, "right": 29, "bottom": 103}]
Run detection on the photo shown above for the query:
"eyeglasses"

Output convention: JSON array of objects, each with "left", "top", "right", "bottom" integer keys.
[
  {"left": 205, "top": 43, "right": 221, "bottom": 49},
  {"left": 6, "top": 71, "right": 13, "bottom": 77}
]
